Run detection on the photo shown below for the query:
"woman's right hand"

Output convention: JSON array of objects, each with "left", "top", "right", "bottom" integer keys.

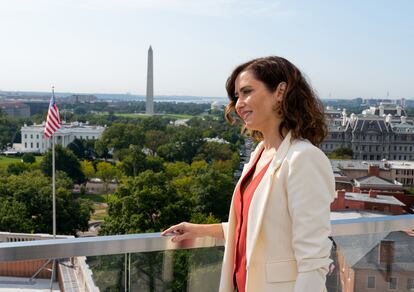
[
  {"left": 161, "top": 222, "right": 202, "bottom": 242},
  {"left": 161, "top": 222, "right": 224, "bottom": 242}
]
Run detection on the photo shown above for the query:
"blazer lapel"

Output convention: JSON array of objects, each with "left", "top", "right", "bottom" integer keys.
[{"left": 245, "top": 131, "right": 293, "bottom": 267}]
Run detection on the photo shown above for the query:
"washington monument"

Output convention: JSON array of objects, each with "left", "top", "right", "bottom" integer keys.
[{"left": 146, "top": 46, "right": 154, "bottom": 115}]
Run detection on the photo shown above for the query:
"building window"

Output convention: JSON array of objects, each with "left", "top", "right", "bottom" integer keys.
[
  {"left": 30, "top": 134, "right": 33, "bottom": 139},
  {"left": 407, "top": 278, "right": 414, "bottom": 290},
  {"left": 24, "top": 134, "right": 27, "bottom": 139},
  {"left": 36, "top": 134, "right": 39, "bottom": 139},
  {"left": 24, "top": 142, "right": 27, "bottom": 148},
  {"left": 394, "top": 146, "right": 397, "bottom": 151},
  {"left": 36, "top": 142, "right": 39, "bottom": 148},
  {"left": 389, "top": 277, "right": 397, "bottom": 290},
  {"left": 86, "top": 136, "right": 89, "bottom": 139},
  {"left": 367, "top": 276, "right": 375, "bottom": 288},
  {"left": 30, "top": 142, "right": 33, "bottom": 148}
]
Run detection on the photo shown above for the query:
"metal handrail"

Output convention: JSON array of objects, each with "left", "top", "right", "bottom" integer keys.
[{"left": 1, "top": 215, "right": 414, "bottom": 262}]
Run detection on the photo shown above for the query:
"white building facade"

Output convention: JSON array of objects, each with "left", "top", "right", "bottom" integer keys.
[{"left": 19, "top": 122, "right": 105, "bottom": 153}]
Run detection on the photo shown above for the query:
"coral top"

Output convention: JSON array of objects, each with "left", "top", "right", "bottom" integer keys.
[{"left": 233, "top": 150, "right": 272, "bottom": 292}]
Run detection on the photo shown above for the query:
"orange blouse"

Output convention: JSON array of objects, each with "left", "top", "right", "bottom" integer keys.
[{"left": 233, "top": 150, "right": 272, "bottom": 292}]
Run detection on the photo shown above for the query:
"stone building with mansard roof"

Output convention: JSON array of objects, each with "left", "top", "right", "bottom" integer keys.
[{"left": 322, "top": 103, "right": 414, "bottom": 161}]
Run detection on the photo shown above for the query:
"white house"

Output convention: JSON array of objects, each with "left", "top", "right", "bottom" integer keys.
[{"left": 17, "top": 122, "right": 105, "bottom": 153}]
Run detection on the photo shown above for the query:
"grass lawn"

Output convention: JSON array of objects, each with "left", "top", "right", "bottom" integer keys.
[
  {"left": 0, "top": 155, "right": 43, "bottom": 168},
  {"left": 76, "top": 193, "right": 116, "bottom": 221}
]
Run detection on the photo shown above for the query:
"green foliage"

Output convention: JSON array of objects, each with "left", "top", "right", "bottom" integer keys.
[
  {"left": 41, "top": 145, "right": 86, "bottom": 184},
  {"left": 194, "top": 141, "right": 233, "bottom": 163},
  {"left": 0, "top": 197, "right": 34, "bottom": 232},
  {"left": 80, "top": 160, "right": 95, "bottom": 179},
  {"left": 7, "top": 162, "right": 30, "bottom": 175},
  {"left": 0, "top": 170, "right": 91, "bottom": 235},
  {"left": 67, "top": 138, "right": 96, "bottom": 159},
  {"left": 22, "top": 153, "right": 36, "bottom": 163},
  {"left": 100, "top": 170, "right": 193, "bottom": 234},
  {"left": 100, "top": 123, "right": 145, "bottom": 152},
  {"left": 327, "top": 146, "right": 353, "bottom": 159},
  {"left": 0, "top": 113, "right": 20, "bottom": 150}
]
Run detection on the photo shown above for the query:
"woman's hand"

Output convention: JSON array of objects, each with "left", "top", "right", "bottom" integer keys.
[{"left": 161, "top": 222, "right": 224, "bottom": 242}]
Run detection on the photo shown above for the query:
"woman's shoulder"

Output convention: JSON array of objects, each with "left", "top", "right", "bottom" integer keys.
[{"left": 287, "top": 138, "right": 328, "bottom": 161}]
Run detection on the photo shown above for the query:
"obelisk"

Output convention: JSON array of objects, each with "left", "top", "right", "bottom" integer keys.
[{"left": 146, "top": 46, "right": 154, "bottom": 115}]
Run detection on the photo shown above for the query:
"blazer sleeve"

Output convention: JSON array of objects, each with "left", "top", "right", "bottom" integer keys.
[
  {"left": 222, "top": 222, "right": 229, "bottom": 243},
  {"left": 286, "top": 146, "right": 335, "bottom": 292}
]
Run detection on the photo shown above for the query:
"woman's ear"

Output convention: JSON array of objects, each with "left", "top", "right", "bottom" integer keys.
[{"left": 274, "top": 82, "right": 287, "bottom": 102}]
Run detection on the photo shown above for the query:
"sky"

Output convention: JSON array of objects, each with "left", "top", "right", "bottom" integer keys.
[{"left": 0, "top": 0, "right": 413, "bottom": 99}]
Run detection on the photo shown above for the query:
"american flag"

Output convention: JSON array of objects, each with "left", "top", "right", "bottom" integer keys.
[{"left": 44, "top": 92, "right": 62, "bottom": 139}]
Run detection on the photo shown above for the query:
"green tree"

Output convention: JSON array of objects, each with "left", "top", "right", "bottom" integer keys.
[
  {"left": 22, "top": 153, "right": 36, "bottom": 164},
  {"left": 144, "top": 130, "right": 167, "bottom": 155},
  {"left": 0, "top": 197, "right": 34, "bottom": 232},
  {"left": 80, "top": 160, "right": 95, "bottom": 179},
  {"left": 94, "top": 139, "right": 109, "bottom": 159},
  {"left": 100, "top": 123, "right": 145, "bottom": 152},
  {"left": 0, "top": 113, "right": 19, "bottom": 150},
  {"left": 96, "top": 161, "right": 121, "bottom": 196},
  {"left": 194, "top": 141, "right": 233, "bottom": 163},
  {"left": 0, "top": 170, "right": 91, "bottom": 235},
  {"left": 41, "top": 145, "right": 86, "bottom": 184},
  {"left": 101, "top": 170, "right": 192, "bottom": 234},
  {"left": 7, "top": 162, "right": 30, "bottom": 175},
  {"left": 327, "top": 146, "right": 353, "bottom": 159}
]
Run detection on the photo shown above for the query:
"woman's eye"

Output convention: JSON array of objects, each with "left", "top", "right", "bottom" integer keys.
[{"left": 242, "top": 89, "right": 252, "bottom": 95}]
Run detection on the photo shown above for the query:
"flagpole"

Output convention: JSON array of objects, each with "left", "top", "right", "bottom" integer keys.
[
  {"left": 52, "top": 86, "right": 56, "bottom": 239},
  {"left": 52, "top": 133, "right": 56, "bottom": 239}
]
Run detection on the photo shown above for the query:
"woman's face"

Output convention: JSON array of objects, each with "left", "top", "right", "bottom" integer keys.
[{"left": 234, "top": 71, "right": 280, "bottom": 132}]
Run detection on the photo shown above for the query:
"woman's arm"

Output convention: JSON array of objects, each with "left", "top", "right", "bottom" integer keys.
[
  {"left": 161, "top": 222, "right": 224, "bottom": 242},
  {"left": 286, "top": 146, "right": 335, "bottom": 292}
]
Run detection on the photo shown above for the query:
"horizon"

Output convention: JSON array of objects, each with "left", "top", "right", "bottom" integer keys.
[
  {"left": 1, "top": 89, "right": 412, "bottom": 102},
  {"left": 0, "top": 0, "right": 413, "bottom": 99}
]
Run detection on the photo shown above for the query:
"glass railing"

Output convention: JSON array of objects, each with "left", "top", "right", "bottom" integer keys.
[{"left": 1, "top": 215, "right": 414, "bottom": 291}]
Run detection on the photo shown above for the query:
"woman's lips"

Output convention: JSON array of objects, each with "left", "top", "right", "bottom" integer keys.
[{"left": 241, "top": 111, "right": 252, "bottom": 121}]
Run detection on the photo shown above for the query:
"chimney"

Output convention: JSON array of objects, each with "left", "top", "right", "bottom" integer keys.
[
  {"left": 379, "top": 240, "right": 394, "bottom": 279},
  {"left": 369, "top": 189, "right": 378, "bottom": 198},
  {"left": 335, "top": 189, "right": 346, "bottom": 209},
  {"left": 352, "top": 186, "right": 361, "bottom": 193},
  {"left": 368, "top": 165, "right": 380, "bottom": 176}
]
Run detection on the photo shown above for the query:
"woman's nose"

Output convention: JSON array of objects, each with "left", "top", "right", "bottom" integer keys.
[{"left": 235, "top": 98, "right": 244, "bottom": 114}]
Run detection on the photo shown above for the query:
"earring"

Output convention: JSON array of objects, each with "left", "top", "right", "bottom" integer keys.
[{"left": 272, "top": 101, "right": 282, "bottom": 116}]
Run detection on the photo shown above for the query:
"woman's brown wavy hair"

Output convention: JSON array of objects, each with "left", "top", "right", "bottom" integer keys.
[{"left": 225, "top": 56, "right": 327, "bottom": 146}]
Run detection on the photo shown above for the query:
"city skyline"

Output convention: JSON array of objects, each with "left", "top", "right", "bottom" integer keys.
[{"left": 0, "top": 0, "right": 413, "bottom": 99}]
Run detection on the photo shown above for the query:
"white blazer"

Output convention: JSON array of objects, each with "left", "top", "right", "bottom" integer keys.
[{"left": 219, "top": 131, "right": 335, "bottom": 292}]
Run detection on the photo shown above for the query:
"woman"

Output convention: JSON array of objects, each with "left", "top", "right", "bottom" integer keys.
[{"left": 162, "top": 56, "right": 335, "bottom": 292}]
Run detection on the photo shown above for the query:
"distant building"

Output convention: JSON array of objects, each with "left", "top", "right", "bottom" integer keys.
[
  {"left": 331, "top": 189, "right": 406, "bottom": 215},
  {"left": 62, "top": 94, "right": 98, "bottom": 104},
  {"left": 322, "top": 103, "right": 414, "bottom": 161},
  {"left": 331, "top": 160, "right": 414, "bottom": 187},
  {"left": 17, "top": 122, "right": 105, "bottom": 153},
  {"left": 0, "top": 102, "right": 30, "bottom": 117},
  {"left": 333, "top": 231, "right": 414, "bottom": 292}
]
